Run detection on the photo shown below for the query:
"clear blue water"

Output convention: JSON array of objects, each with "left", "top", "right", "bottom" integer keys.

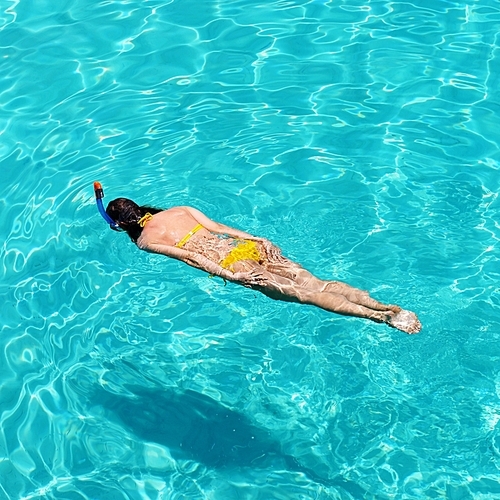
[{"left": 1, "top": 0, "right": 500, "bottom": 498}]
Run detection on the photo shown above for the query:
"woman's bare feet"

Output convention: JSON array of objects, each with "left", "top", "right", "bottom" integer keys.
[
  {"left": 388, "top": 304, "right": 402, "bottom": 313},
  {"left": 370, "top": 309, "right": 421, "bottom": 334},
  {"left": 371, "top": 310, "right": 398, "bottom": 324},
  {"left": 387, "top": 309, "right": 421, "bottom": 334}
]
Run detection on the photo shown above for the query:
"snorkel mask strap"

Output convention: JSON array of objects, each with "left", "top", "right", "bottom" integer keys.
[{"left": 93, "top": 181, "right": 122, "bottom": 231}]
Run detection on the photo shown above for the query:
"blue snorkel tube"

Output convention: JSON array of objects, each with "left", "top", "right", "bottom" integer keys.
[{"left": 93, "top": 181, "right": 121, "bottom": 231}]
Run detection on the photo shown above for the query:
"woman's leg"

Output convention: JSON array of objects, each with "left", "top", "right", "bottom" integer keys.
[
  {"left": 265, "top": 259, "right": 401, "bottom": 313},
  {"left": 319, "top": 280, "right": 401, "bottom": 313},
  {"left": 234, "top": 261, "right": 397, "bottom": 324}
]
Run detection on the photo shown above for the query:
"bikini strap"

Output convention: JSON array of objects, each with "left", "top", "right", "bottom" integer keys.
[
  {"left": 138, "top": 213, "right": 154, "bottom": 228},
  {"left": 176, "top": 223, "right": 204, "bottom": 248}
]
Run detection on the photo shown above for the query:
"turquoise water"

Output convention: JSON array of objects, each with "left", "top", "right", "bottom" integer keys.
[{"left": 1, "top": 0, "right": 500, "bottom": 498}]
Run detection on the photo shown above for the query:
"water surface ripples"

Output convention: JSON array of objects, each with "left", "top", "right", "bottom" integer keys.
[{"left": 1, "top": 0, "right": 500, "bottom": 498}]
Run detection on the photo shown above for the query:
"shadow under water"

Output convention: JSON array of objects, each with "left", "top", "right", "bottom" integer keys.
[{"left": 92, "top": 386, "right": 366, "bottom": 496}]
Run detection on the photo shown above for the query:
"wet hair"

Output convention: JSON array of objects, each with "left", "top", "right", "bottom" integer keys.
[{"left": 106, "top": 197, "right": 163, "bottom": 243}]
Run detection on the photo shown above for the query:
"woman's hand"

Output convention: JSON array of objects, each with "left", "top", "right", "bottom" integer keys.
[
  {"left": 233, "top": 268, "right": 267, "bottom": 287},
  {"left": 257, "top": 239, "right": 287, "bottom": 264}
]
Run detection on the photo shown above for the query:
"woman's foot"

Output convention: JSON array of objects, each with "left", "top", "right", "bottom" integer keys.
[
  {"left": 371, "top": 309, "right": 421, "bottom": 334},
  {"left": 388, "top": 304, "right": 402, "bottom": 313},
  {"left": 387, "top": 309, "right": 421, "bottom": 334}
]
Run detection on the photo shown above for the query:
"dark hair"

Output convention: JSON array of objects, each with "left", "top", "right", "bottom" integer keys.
[{"left": 106, "top": 197, "right": 163, "bottom": 243}]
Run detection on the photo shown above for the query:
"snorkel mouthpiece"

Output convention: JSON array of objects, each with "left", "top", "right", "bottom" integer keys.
[{"left": 93, "top": 181, "right": 121, "bottom": 230}]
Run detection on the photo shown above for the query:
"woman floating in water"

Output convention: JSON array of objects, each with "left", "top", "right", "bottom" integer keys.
[{"left": 95, "top": 183, "right": 421, "bottom": 334}]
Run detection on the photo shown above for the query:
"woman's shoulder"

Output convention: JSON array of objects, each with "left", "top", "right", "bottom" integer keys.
[
  {"left": 138, "top": 207, "right": 197, "bottom": 248},
  {"left": 157, "top": 205, "right": 192, "bottom": 215},
  {"left": 150, "top": 206, "right": 191, "bottom": 221}
]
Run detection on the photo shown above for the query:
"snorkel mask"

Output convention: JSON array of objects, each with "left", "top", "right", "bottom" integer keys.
[{"left": 93, "top": 181, "right": 121, "bottom": 231}]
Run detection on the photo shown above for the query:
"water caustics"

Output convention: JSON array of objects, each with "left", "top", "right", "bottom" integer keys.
[{"left": 1, "top": 0, "right": 500, "bottom": 498}]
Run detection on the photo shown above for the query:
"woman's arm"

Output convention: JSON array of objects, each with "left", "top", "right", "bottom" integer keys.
[
  {"left": 141, "top": 242, "right": 264, "bottom": 284},
  {"left": 183, "top": 207, "right": 261, "bottom": 240},
  {"left": 183, "top": 207, "right": 287, "bottom": 262}
]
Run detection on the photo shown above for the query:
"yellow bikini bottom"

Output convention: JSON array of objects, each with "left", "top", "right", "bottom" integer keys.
[{"left": 219, "top": 240, "right": 261, "bottom": 271}]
